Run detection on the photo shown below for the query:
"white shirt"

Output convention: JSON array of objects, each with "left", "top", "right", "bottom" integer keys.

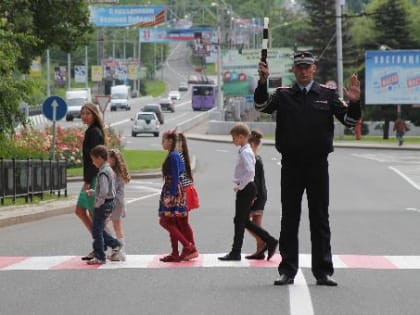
[{"left": 233, "top": 143, "right": 255, "bottom": 190}]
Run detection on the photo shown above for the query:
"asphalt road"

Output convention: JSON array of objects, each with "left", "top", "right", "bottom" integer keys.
[
  {"left": 2, "top": 141, "right": 420, "bottom": 314},
  {"left": 8, "top": 41, "right": 420, "bottom": 315}
]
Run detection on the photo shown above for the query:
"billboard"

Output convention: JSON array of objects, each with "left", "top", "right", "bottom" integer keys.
[
  {"left": 365, "top": 50, "right": 420, "bottom": 104},
  {"left": 221, "top": 48, "right": 295, "bottom": 97},
  {"left": 139, "top": 27, "right": 214, "bottom": 43},
  {"left": 90, "top": 5, "right": 165, "bottom": 27}
]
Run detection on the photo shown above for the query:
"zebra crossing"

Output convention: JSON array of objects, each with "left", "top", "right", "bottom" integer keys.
[{"left": 1, "top": 253, "right": 420, "bottom": 271}]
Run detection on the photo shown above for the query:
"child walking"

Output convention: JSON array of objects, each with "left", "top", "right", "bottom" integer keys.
[
  {"left": 166, "top": 132, "right": 199, "bottom": 260},
  {"left": 245, "top": 130, "right": 268, "bottom": 260},
  {"left": 87, "top": 145, "right": 121, "bottom": 265},
  {"left": 107, "top": 149, "right": 130, "bottom": 261},
  {"left": 219, "top": 123, "right": 278, "bottom": 261},
  {"left": 159, "top": 130, "right": 198, "bottom": 262}
]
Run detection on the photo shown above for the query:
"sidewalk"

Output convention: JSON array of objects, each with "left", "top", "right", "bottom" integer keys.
[{"left": 1, "top": 121, "right": 420, "bottom": 228}]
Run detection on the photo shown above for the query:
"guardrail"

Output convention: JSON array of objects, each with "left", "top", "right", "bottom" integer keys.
[{"left": 0, "top": 159, "right": 67, "bottom": 205}]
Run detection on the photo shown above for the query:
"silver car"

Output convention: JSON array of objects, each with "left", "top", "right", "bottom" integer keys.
[{"left": 131, "top": 112, "right": 160, "bottom": 137}]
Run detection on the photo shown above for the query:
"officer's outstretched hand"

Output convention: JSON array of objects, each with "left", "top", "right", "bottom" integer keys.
[
  {"left": 258, "top": 62, "right": 269, "bottom": 84},
  {"left": 343, "top": 73, "right": 360, "bottom": 102}
]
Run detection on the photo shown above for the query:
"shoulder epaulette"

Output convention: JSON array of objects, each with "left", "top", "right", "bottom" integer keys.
[
  {"left": 276, "top": 86, "right": 291, "bottom": 90},
  {"left": 320, "top": 84, "right": 337, "bottom": 90}
]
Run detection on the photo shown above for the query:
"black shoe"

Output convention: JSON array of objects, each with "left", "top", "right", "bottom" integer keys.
[
  {"left": 245, "top": 252, "right": 265, "bottom": 260},
  {"left": 316, "top": 275, "right": 338, "bottom": 286},
  {"left": 81, "top": 251, "right": 95, "bottom": 261},
  {"left": 274, "top": 274, "right": 294, "bottom": 286},
  {"left": 218, "top": 253, "right": 241, "bottom": 261},
  {"left": 266, "top": 239, "right": 278, "bottom": 261}
]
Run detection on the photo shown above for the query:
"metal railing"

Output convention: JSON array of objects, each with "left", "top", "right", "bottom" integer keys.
[{"left": 0, "top": 159, "right": 67, "bottom": 205}]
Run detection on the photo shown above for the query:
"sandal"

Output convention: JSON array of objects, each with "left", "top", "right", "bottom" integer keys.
[
  {"left": 159, "top": 254, "right": 181, "bottom": 262},
  {"left": 181, "top": 245, "right": 199, "bottom": 261}
]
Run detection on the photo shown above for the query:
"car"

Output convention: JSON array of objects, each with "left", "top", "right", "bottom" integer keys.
[
  {"left": 178, "top": 82, "right": 188, "bottom": 92},
  {"left": 131, "top": 111, "right": 160, "bottom": 137},
  {"left": 142, "top": 103, "right": 164, "bottom": 124},
  {"left": 159, "top": 98, "right": 175, "bottom": 112},
  {"left": 168, "top": 90, "right": 181, "bottom": 101}
]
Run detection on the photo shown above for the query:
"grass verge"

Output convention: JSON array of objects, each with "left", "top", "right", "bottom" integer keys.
[{"left": 67, "top": 149, "right": 166, "bottom": 176}]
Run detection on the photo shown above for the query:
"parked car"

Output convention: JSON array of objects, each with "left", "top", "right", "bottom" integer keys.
[
  {"left": 131, "top": 111, "right": 160, "bottom": 137},
  {"left": 159, "top": 98, "right": 175, "bottom": 112},
  {"left": 168, "top": 90, "right": 181, "bottom": 101},
  {"left": 178, "top": 82, "right": 188, "bottom": 91},
  {"left": 142, "top": 103, "right": 164, "bottom": 124}
]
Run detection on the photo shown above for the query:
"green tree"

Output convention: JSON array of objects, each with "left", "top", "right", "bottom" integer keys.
[
  {"left": 0, "top": 0, "right": 93, "bottom": 135},
  {"left": 0, "top": 26, "right": 35, "bottom": 134},
  {"left": 300, "top": 0, "right": 359, "bottom": 83},
  {"left": 351, "top": 0, "right": 420, "bottom": 138}
]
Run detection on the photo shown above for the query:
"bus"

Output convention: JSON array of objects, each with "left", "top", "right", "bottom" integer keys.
[{"left": 191, "top": 83, "right": 217, "bottom": 111}]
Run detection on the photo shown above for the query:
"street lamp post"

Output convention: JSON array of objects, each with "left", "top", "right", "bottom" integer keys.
[{"left": 210, "top": 2, "right": 225, "bottom": 120}]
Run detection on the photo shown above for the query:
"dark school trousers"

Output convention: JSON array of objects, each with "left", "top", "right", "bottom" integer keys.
[
  {"left": 92, "top": 200, "right": 121, "bottom": 260},
  {"left": 231, "top": 182, "right": 275, "bottom": 255},
  {"left": 278, "top": 155, "right": 334, "bottom": 279}
]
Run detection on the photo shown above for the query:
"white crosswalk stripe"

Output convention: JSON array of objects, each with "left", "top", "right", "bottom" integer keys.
[{"left": 1, "top": 254, "right": 420, "bottom": 271}]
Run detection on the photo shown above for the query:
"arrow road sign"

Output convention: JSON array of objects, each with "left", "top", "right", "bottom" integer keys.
[{"left": 42, "top": 96, "right": 67, "bottom": 121}]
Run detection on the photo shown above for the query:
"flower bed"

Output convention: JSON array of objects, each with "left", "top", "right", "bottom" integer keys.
[{"left": 0, "top": 125, "right": 123, "bottom": 168}]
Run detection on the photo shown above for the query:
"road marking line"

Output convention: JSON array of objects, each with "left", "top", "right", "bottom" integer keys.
[
  {"left": 339, "top": 254, "right": 397, "bottom": 269},
  {"left": 385, "top": 255, "right": 420, "bottom": 269},
  {"left": 290, "top": 270, "right": 314, "bottom": 315},
  {"left": 3, "top": 256, "right": 73, "bottom": 270},
  {"left": 389, "top": 166, "right": 420, "bottom": 190},
  {"left": 127, "top": 192, "right": 161, "bottom": 204},
  {"left": 1, "top": 254, "right": 420, "bottom": 271},
  {"left": 109, "top": 119, "right": 131, "bottom": 127}
]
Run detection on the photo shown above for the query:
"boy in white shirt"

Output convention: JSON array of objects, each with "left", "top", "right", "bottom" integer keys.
[{"left": 219, "top": 123, "right": 278, "bottom": 261}]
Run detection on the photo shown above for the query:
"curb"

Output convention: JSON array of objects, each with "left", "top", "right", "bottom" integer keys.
[
  {"left": 0, "top": 205, "right": 74, "bottom": 228},
  {"left": 186, "top": 133, "right": 420, "bottom": 151}
]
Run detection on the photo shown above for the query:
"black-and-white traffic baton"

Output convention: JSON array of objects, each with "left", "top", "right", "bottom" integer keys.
[{"left": 261, "top": 17, "right": 269, "bottom": 64}]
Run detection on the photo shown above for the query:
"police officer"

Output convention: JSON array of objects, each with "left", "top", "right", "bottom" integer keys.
[{"left": 254, "top": 51, "right": 361, "bottom": 286}]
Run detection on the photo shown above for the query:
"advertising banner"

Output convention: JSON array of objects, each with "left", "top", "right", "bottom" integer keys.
[
  {"left": 54, "top": 66, "right": 67, "bottom": 86},
  {"left": 29, "top": 57, "right": 42, "bottom": 78},
  {"left": 139, "top": 27, "right": 214, "bottom": 43},
  {"left": 90, "top": 5, "right": 165, "bottom": 27},
  {"left": 222, "top": 48, "right": 295, "bottom": 97},
  {"left": 365, "top": 50, "right": 420, "bottom": 104},
  {"left": 101, "top": 59, "right": 139, "bottom": 81},
  {"left": 91, "top": 65, "right": 103, "bottom": 82},
  {"left": 74, "top": 65, "right": 87, "bottom": 83}
]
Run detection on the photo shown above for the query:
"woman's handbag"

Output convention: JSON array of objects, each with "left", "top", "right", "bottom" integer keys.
[{"left": 185, "top": 184, "right": 200, "bottom": 210}]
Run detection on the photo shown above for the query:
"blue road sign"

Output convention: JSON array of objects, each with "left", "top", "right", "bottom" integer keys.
[{"left": 42, "top": 96, "right": 67, "bottom": 121}]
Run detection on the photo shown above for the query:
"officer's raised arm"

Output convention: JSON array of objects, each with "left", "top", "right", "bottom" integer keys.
[
  {"left": 332, "top": 73, "right": 362, "bottom": 127},
  {"left": 254, "top": 62, "right": 277, "bottom": 114}
]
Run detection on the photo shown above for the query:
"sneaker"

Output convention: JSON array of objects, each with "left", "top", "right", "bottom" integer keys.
[
  {"left": 81, "top": 251, "right": 95, "bottom": 261},
  {"left": 119, "top": 252, "right": 127, "bottom": 262},
  {"left": 109, "top": 251, "right": 123, "bottom": 262},
  {"left": 86, "top": 257, "right": 106, "bottom": 265}
]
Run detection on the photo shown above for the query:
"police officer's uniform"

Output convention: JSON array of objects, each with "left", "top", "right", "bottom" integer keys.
[{"left": 254, "top": 51, "right": 361, "bottom": 281}]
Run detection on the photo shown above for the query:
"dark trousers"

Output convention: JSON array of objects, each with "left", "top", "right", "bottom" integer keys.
[
  {"left": 278, "top": 156, "right": 334, "bottom": 279},
  {"left": 231, "top": 182, "right": 275, "bottom": 255},
  {"left": 92, "top": 201, "right": 120, "bottom": 260}
]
